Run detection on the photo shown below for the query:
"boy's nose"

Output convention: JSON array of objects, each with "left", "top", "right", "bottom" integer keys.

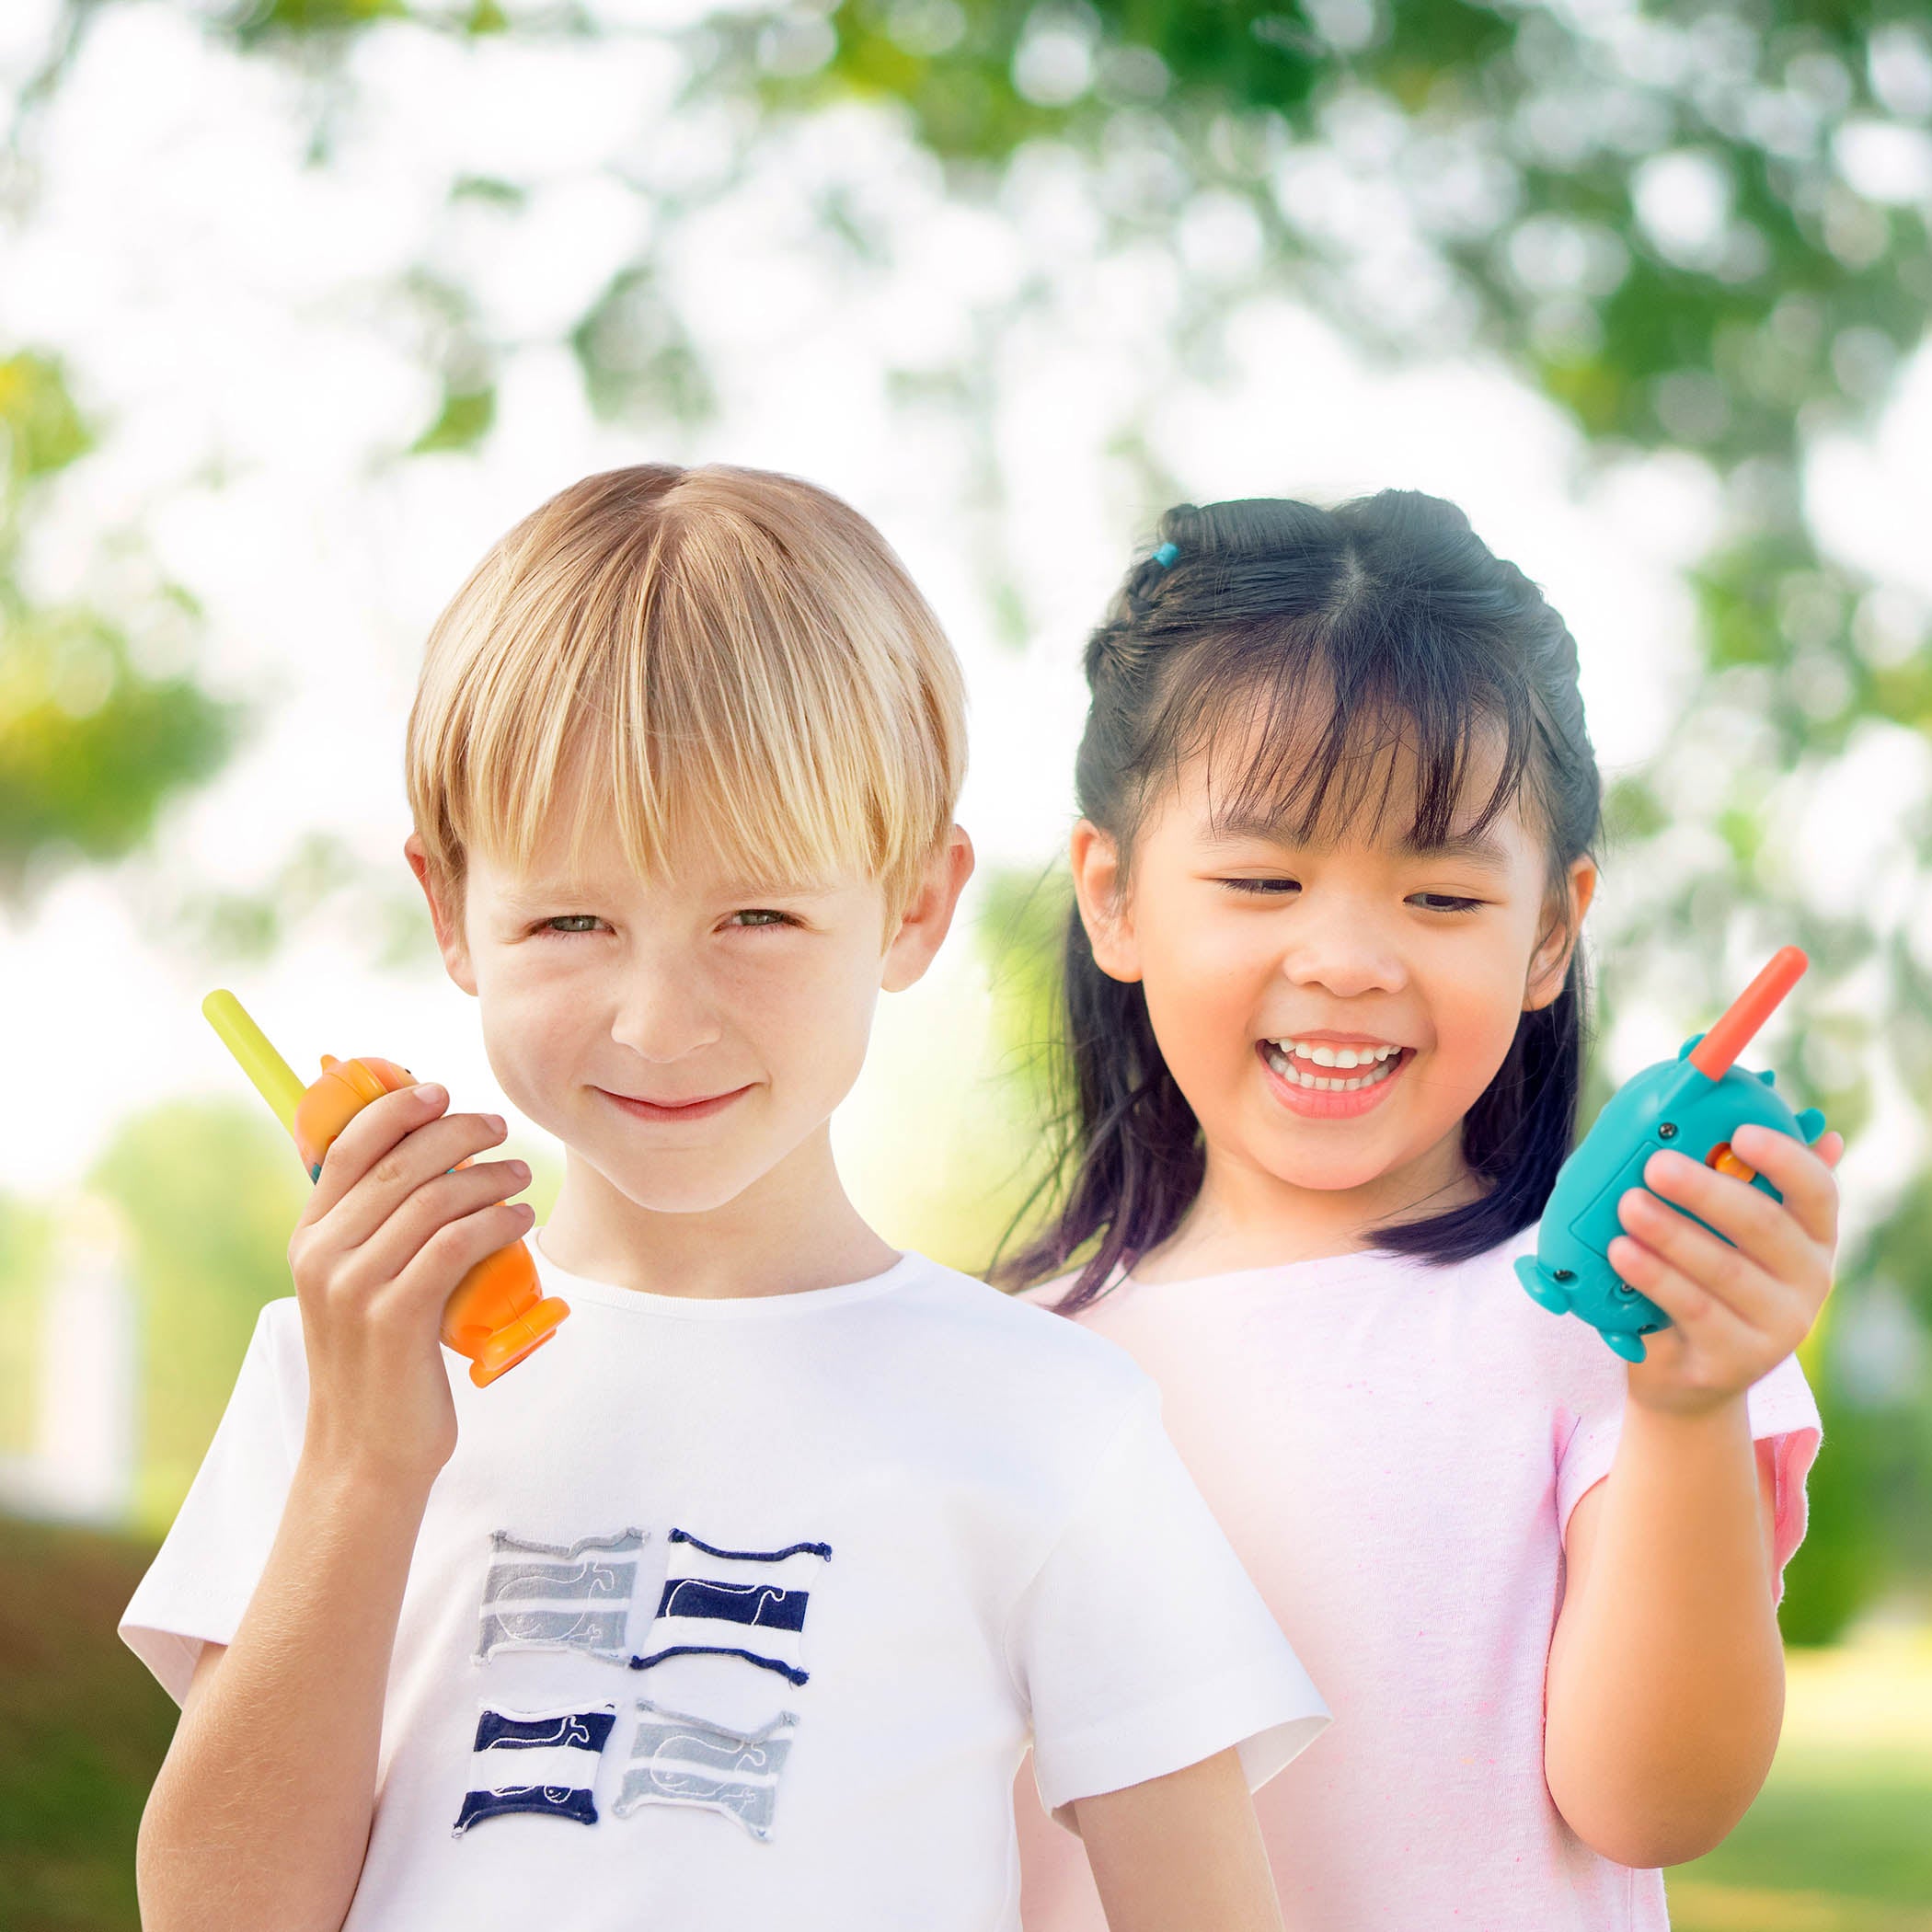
[{"left": 607, "top": 973, "right": 726, "bottom": 1062}]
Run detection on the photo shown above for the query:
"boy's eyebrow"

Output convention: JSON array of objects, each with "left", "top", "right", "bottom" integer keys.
[
  {"left": 499, "top": 877, "right": 843, "bottom": 905},
  {"left": 1202, "top": 814, "right": 1515, "bottom": 875}
]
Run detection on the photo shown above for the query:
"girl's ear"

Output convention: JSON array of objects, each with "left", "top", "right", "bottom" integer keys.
[
  {"left": 1070, "top": 818, "right": 1143, "bottom": 984},
  {"left": 1524, "top": 855, "right": 1597, "bottom": 1012}
]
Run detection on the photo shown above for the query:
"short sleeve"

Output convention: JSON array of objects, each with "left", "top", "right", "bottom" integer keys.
[
  {"left": 1557, "top": 1351, "right": 1822, "bottom": 1598},
  {"left": 1004, "top": 1386, "right": 1329, "bottom": 1820},
  {"left": 120, "top": 1298, "right": 307, "bottom": 1703}
]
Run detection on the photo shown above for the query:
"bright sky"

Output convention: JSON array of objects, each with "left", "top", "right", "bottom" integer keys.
[{"left": 2, "top": 1, "right": 1927, "bottom": 1244}]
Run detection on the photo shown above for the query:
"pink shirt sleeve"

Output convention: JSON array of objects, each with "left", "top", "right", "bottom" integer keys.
[{"left": 1555, "top": 1351, "right": 1822, "bottom": 1599}]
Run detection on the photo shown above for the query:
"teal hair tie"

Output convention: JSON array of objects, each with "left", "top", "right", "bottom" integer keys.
[{"left": 1151, "top": 541, "right": 1179, "bottom": 567}]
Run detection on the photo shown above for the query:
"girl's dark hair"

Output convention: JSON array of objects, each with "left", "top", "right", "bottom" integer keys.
[{"left": 1002, "top": 490, "right": 1603, "bottom": 1313}]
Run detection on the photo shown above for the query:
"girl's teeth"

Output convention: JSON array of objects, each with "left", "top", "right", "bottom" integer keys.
[
  {"left": 1262, "top": 1044, "right": 1403, "bottom": 1092},
  {"left": 1269, "top": 1039, "right": 1399, "bottom": 1070}
]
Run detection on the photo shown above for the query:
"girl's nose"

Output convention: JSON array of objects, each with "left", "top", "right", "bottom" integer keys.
[{"left": 1277, "top": 925, "right": 1408, "bottom": 1001}]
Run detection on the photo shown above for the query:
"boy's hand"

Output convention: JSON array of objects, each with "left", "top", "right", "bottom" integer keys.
[
  {"left": 287, "top": 1083, "right": 534, "bottom": 1482},
  {"left": 1608, "top": 1122, "right": 1843, "bottom": 1417}
]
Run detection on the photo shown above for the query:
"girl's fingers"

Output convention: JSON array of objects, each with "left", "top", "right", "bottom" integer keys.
[
  {"left": 1634, "top": 1149, "right": 1813, "bottom": 1293},
  {"left": 1607, "top": 1232, "right": 1765, "bottom": 1363},
  {"left": 1727, "top": 1123, "right": 1842, "bottom": 1246},
  {"left": 1615, "top": 1183, "right": 1797, "bottom": 1331}
]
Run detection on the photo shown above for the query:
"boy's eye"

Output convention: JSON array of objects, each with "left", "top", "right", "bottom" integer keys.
[
  {"left": 539, "top": 914, "right": 604, "bottom": 935},
  {"left": 730, "top": 909, "right": 797, "bottom": 929},
  {"left": 1409, "top": 893, "right": 1485, "bottom": 914}
]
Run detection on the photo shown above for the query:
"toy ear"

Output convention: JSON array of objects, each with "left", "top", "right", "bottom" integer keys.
[
  {"left": 1678, "top": 1033, "right": 1705, "bottom": 1062},
  {"left": 1759, "top": 1068, "right": 1777, "bottom": 1085},
  {"left": 1796, "top": 1107, "right": 1825, "bottom": 1144}
]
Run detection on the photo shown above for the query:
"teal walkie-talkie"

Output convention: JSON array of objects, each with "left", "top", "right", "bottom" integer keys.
[{"left": 1516, "top": 947, "right": 1827, "bottom": 1363}]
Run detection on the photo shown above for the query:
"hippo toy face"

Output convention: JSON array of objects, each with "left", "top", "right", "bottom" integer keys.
[{"left": 1516, "top": 1033, "right": 1826, "bottom": 1363}]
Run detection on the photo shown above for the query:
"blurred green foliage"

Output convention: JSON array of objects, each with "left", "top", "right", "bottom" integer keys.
[
  {"left": 0, "top": 351, "right": 242, "bottom": 912},
  {"left": 85, "top": 1103, "right": 307, "bottom": 1534},
  {"left": 0, "top": 1194, "right": 53, "bottom": 1461},
  {"left": 12, "top": 0, "right": 1929, "bottom": 1637}
]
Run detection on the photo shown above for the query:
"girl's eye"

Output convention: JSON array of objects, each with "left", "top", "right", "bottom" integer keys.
[{"left": 1213, "top": 880, "right": 1483, "bottom": 915}]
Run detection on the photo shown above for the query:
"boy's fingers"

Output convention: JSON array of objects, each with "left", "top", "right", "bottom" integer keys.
[
  {"left": 357, "top": 1157, "right": 532, "bottom": 1288},
  {"left": 306, "top": 1084, "right": 448, "bottom": 1217},
  {"left": 388, "top": 1200, "right": 535, "bottom": 1319}
]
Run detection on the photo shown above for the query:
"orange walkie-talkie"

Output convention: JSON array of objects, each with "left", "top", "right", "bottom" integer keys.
[{"left": 202, "top": 989, "right": 569, "bottom": 1386}]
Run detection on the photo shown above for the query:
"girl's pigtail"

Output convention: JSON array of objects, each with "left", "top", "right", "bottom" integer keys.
[{"left": 1035, "top": 917, "right": 1206, "bottom": 1313}]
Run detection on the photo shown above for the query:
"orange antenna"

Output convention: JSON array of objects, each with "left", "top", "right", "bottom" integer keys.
[{"left": 1687, "top": 947, "right": 1809, "bottom": 1080}]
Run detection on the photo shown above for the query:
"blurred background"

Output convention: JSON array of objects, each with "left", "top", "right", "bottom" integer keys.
[{"left": 1, "top": 1, "right": 1929, "bottom": 1926}]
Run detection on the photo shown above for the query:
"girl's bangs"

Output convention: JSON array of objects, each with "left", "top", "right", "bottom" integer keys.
[{"left": 1155, "top": 619, "right": 1536, "bottom": 852}]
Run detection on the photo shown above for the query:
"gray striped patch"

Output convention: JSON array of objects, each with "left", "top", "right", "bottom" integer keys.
[
  {"left": 612, "top": 1699, "right": 798, "bottom": 1842},
  {"left": 474, "top": 1528, "right": 645, "bottom": 1665}
]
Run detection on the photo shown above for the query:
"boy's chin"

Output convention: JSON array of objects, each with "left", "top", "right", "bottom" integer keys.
[{"left": 581, "top": 1130, "right": 816, "bottom": 1218}]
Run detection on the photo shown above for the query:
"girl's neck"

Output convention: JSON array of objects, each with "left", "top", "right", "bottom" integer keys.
[{"left": 1131, "top": 1130, "right": 1483, "bottom": 1282}]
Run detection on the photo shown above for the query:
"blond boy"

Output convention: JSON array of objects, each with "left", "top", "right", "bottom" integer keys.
[{"left": 122, "top": 465, "right": 1327, "bottom": 1931}]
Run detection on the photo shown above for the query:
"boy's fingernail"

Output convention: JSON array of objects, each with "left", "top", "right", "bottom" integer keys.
[
  {"left": 418, "top": 1084, "right": 447, "bottom": 1106},
  {"left": 487, "top": 1114, "right": 507, "bottom": 1134}
]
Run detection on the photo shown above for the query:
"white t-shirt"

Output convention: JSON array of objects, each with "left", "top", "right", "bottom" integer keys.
[
  {"left": 1013, "top": 1226, "right": 1823, "bottom": 1932},
  {"left": 121, "top": 1236, "right": 1328, "bottom": 1932}
]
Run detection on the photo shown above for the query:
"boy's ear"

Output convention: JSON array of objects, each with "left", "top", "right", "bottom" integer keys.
[
  {"left": 881, "top": 825, "right": 976, "bottom": 993},
  {"left": 404, "top": 833, "right": 478, "bottom": 996},
  {"left": 1069, "top": 818, "right": 1141, "bottom": 983},
  {"left": 1524, "top": 855, "right": 1597, "bottom": 1012}
]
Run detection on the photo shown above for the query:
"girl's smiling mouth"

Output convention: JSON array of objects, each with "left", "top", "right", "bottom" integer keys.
[{"left": 1257, "top": 1037, "right": 1413, "bottom": 1118}]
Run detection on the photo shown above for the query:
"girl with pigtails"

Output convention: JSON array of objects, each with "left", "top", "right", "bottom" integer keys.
[{"left": 1011, "top": 492, "right": 1842, "bottom": 1928}]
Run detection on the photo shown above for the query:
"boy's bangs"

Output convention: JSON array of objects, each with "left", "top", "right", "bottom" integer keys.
[
  {"left": 408, "top": 462, "right": 965, "bottom": 914},
  {"left": 486, "top": 690, "right": 899, "bottom": 900},
  {"left": 1156, "top": 618, "right": 1535, "bottom": 852}
]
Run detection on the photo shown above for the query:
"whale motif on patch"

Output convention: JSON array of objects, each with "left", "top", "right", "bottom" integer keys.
[
  {"left": 474, "top": 1527, "right": 646, "bottom": 1666},
  {"left": 451, "top": 1702, "right": 616, "bottom": 1836},
  {"left": 630, "top": 1527, "right": 832, "bottom": 1686},
  {"left": 611, "top": 1697, "right": 799, "bottom": 1842}
]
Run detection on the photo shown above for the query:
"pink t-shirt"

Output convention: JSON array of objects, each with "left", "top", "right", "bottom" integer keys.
[{"left": 1013, "top": 1224, "right": 1821, "bottom": 1931}]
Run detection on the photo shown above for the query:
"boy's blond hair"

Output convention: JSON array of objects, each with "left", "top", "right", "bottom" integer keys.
[{"left": 406, "top": 464, "right": 967, "bottom": 926}]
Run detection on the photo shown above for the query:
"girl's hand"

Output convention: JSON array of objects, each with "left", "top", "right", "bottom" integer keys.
[
  {"left": 1609, "top": 1122, "right": 1844, "bottom": 1417},
  {"left": 286, "top": 1082, "right": 535, "bottom": 1484}
]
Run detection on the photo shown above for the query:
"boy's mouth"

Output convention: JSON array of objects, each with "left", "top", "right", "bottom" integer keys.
[{"left": 597, "top": 1085, "right": 753, "bottom": 1124}]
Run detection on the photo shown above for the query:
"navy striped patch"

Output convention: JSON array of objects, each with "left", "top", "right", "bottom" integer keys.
[
  {"left": 632, "top": 1527, "right": 831, "bottom": 1686},
  {"left": 452, "top": 1703, "right": 615, "bottom": 1838}
]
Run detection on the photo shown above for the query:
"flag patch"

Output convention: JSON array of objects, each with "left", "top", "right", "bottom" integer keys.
[
  {"left": 451, "top": 1702, "right": 616, "bottom": 1836},
  {"left": 630, "top": 1527, "right": 832, "bottom": 1686},
  {"left": 474, "top": 1526, "right": 646, "bottom": 1666},
  {"left": 612, "top": 1697, "right": 799, "bottom": 1842}
]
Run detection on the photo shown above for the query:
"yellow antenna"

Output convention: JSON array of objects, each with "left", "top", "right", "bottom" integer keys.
[{"left": 202, "top": 989, "right": 305, "bottom": 1135}]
